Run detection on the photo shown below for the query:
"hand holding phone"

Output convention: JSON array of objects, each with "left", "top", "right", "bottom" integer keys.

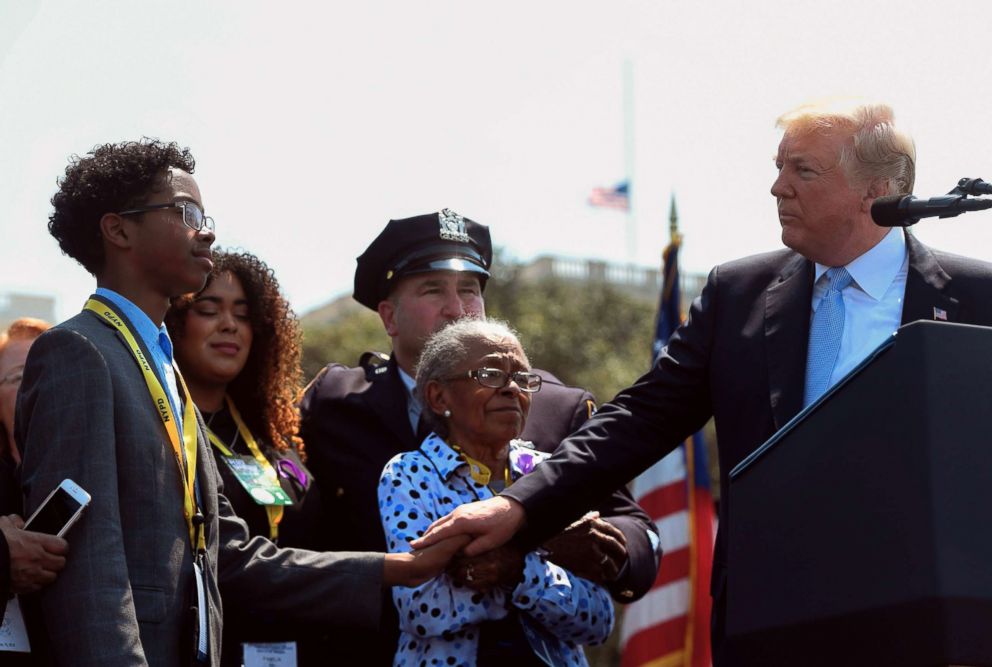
[
  {"left": 24, "top": 478, "right": 91, "bottom": 537},
  {"left": 0, "top": 514, "right": 68, "bottom": 594}
]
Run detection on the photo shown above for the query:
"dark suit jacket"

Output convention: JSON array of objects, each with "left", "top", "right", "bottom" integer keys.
[
  {"left": 16, "top": 306, "right": 385, "bottom": 667},
  {"left": 299, "top": 355, "right": 659, "bottom": 665},
  {"left": 502, "top": 233, "right": 992, "bottom": 662}
]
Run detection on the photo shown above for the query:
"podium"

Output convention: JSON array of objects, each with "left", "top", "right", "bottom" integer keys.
[{"left": 727, "top": 321, "right": 992, "bottom": 666}]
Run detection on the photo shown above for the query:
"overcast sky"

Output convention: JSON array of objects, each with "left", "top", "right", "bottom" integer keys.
[{"left": 3, "top": 0, "right": 992, "bottom": 321}]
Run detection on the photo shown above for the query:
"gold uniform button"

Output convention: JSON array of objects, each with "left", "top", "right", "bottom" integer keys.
[{"left": 335, "top": 487, "right": 346, "bottom": 498}]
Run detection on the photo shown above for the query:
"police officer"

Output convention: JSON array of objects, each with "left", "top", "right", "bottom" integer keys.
[{"left": 300, "top": 209, "right": 659, "bottom": 664}]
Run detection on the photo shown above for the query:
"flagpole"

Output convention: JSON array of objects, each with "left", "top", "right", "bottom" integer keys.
[
  {"left": 623, "top": 59, "right": 636, "bottom": 263},
  {"left": 669, "top": 193, "right": 681, "bottom": 247}
]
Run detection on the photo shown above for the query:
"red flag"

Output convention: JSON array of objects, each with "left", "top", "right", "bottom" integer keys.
[{"left": 620, "top": 236, "right": 716, "bottom": 667}]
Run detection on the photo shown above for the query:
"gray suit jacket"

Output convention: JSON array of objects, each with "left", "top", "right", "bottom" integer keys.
[{"left": 16, "top": 305, "right": 384, "bottom": 667}]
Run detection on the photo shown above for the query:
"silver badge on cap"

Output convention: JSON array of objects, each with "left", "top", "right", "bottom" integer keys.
[{"left": 438, "top": 208, "right": 470, "bottom": 243}]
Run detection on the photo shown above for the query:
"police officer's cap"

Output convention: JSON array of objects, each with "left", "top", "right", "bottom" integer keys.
[{"left": 354, "top": 209, "right": 492, "bottom": 310}]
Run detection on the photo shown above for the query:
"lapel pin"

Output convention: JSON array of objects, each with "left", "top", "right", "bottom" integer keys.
[{"left": 933, "top": 307, "right": 948, "bottom": 321}]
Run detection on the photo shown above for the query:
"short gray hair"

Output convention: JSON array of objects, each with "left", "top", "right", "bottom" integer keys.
[
  {"left": 414, "top": 318, "right": 528, "bottom": 439},
  {"left": 777, "top": 99, "right": 916, "bottom": 196}
]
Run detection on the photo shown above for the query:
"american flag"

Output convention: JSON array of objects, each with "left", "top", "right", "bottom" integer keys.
[
  {"left": 620, "top": 237, "right": 716, "bottom": 667},
  {"left": 588, "top": 181, "right": 630, "bottom": 210}
]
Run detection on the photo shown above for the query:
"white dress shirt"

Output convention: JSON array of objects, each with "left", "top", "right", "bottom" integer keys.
[
  {"left": 811, "top": 228, "right": 908, "bottom": 388},
  {"left": 397, "top": 366, "right": 420, "bottom": 433}
]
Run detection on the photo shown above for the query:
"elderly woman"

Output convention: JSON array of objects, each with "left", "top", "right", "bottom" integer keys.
[{"left": 379, "top": 318, "right": 614, "bottom": 666}]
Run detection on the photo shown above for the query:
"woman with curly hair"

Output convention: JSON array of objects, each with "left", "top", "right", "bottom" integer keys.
[
  {"left": 167, "top": 248, "right": 320, "bottom": 548},
  {"left": 167, "top": 248, "right": 327, "bottom": 666}
]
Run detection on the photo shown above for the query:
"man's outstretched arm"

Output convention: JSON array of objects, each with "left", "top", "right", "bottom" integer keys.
[{"left": 412, "top": 496, "right": 526, "bottom": 557}]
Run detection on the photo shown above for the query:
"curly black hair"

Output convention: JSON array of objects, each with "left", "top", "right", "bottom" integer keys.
[
  {"left": 49, "top": 139, "right": 196, "bottom": 275},
  {"left": 166, "top": 249, "right": 305, "bottom": 457}
]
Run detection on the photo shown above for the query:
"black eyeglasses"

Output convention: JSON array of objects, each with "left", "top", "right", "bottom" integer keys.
[
  {"left": 119, "top": 201, "right": 215, "bottom": 232},
  {"left": 445, "top": 368, "right": 542, "bottom": 393}
]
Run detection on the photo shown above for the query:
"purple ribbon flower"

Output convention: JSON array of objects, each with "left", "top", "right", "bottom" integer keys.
[
  {"left": 278, "top": 459, "right": 308, "bottom": 487},
  {"left": 515, "top": 452, "right": 536, "bottom": 476}
]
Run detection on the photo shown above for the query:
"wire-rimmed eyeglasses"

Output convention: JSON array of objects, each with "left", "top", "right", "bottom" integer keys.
[
  {"left": 119, "top": 201, "right": 215, "bottom": 232},
  {"left": 444, "top": 368, "right": 543, "bottom": 393},
  {"left": 0, "top": 366, "right": 24, "bottom": 387}
]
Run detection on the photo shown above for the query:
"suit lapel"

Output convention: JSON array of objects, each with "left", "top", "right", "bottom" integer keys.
[
  {"left": 901, "top": 232, "right": 960, "bottom": 324},
  {"left": 362, "top": 357, "right": 419, "bottom": 452},
  {"left": 764, "top": 253, "right": 814, "bottom": 430}
]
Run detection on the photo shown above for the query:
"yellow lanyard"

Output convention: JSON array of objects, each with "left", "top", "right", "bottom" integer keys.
[
  {"left": 450, "top": 443, "right": 512, "bottom": 488},
  {"left": 84, "top": 299, "right": 205, "bottom": 552},
  {"left": 206, "top": 396, "right": 284, "bottom": 541}
]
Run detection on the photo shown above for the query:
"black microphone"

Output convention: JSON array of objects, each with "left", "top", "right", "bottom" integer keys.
[
  {"left": 871, "top": 194, "right": 992, "bottom": 227},
  {"left": 955, "top": 178, "right": 992, "bottom": 196}
]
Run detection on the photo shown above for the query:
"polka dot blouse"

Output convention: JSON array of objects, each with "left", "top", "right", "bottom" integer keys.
[{"left": 378, "top": 433, "right": 615, "bottom": 666}]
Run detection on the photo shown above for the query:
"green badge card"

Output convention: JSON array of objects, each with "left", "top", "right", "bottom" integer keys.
[{"left": 222, "top": 456, "right": 293, "bottom": 506}]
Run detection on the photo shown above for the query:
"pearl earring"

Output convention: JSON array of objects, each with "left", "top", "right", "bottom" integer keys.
[{"left": 443, "top": 409, "right": 451, "bottom": 418}]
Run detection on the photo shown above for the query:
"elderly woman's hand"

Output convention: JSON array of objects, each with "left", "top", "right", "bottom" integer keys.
[
  {"left": 446, "top": 544, "right": 525, "bottom": 593},
  {"left": 541, "top": 511, "right": 627, "bottom": 584}
]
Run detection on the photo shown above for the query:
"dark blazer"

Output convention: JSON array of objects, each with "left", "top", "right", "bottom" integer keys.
[
  {"left": 204, "top": 407, "right": 328, "bottom": 667},
  {"left": 299, "top": 355, "right": 659, "bottom": 666},
  {"left": 502, "top": 233, "right": 992, "bottom": 663},
  {"left": 16, "top": 306, "right": 385, "bottom": 667}
]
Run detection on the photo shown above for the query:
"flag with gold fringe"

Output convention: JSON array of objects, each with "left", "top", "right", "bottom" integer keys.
[{"left": 620, "top": 226, "right": 716, "bottom": 667}]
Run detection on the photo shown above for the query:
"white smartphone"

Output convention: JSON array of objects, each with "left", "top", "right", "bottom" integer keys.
[{"left": 24, "top": 479, "right": 92, "bottom": 537}]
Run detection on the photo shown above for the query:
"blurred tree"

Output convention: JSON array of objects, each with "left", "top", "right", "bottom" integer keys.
[
  {"left": 300, "top": 308, "right": 389, "bottom": 383},
  {"left": 483, "top": 260, "right": 656, "bottom": 404},
  {"left": 301, "top": 250, "right": 656, "bottom": 404}
]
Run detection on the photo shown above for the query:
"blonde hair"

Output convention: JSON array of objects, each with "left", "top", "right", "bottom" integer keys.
[
  {"left": 777, "top": 99, "right": 916, "bottom": 196},
  {"left": 0, "top": 317, "right": 51, "bottom": 359}
]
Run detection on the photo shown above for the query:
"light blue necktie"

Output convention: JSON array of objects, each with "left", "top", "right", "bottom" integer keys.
[{"left": 803, "top": 267, "right": 853, "bottom": 407}]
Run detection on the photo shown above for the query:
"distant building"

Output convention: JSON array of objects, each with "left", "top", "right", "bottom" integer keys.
[
  {"left": 0, "top": 292, "right": 56, "bottom": 331},
  {"left": 517, "top": 255, "right": 706, "bottom": 305}
]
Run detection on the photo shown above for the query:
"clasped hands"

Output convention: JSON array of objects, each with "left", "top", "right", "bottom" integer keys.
[
  {"left": 445, "top": 511, "right": 627, "bottom": 592},
  {"left": 400, "top": 498, "right": 627, "bottom": 591}
]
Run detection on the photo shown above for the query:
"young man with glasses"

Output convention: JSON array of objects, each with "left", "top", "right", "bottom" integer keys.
[
  {"left": 299, "top": 210, "right": 660, "bottom": 666},
  {"left": 15, "top": 140, "right": 465, "bottom": 667}
]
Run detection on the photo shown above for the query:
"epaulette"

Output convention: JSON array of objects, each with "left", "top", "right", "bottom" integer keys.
[
  {"left": 302, "top": 366, "right": 329, "bottom": 395},
  {"left": 359, "top": 351, "right": 391, "bottom": 382}
]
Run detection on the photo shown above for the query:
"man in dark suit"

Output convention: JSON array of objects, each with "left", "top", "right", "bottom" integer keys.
[
  {"left": 411, "top": 101, "right": 992, "bottom": 664},
  {"left": 16, "top": 140, "right": 464, "bottom": 667},
  {"left": 300, "top": 210, "right": 660, "bottom": 665}
]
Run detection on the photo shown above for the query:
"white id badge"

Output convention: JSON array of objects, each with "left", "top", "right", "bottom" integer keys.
[
  {"left": 193, "top": 557, "right": 209, "bottom": 662},
  {"left": 0, "top": 597, "right": 31, "bottom": 653},
  {"left": 243, "top": 641, "right": 298, "bottom": 667}
]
